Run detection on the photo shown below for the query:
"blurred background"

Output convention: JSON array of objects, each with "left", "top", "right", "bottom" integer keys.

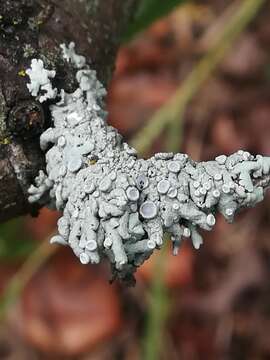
[{"left": 1, "top": 0, "right": 270, "bottom": 359}]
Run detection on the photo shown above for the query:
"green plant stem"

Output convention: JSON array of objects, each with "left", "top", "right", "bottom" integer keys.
[
  {"left": 0, "top": 238, "right": 58, "bottom": 320},
  {"left": 131, "top": 0, "right": 266, "bottom": 155},
  {"left": 142, "top": 243, "right": 170, "bottom": 360}
]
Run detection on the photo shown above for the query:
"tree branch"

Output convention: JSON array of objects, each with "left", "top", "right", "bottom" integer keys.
[{"left": 0, "top": 0, "right": 138, "bottom": 222}]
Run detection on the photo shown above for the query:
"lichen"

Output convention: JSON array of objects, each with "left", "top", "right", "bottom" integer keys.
[{"left": 26, "top": 43, "right": 270, "bottom": 284}]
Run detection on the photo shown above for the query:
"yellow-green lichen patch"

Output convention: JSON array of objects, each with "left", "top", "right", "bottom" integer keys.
[
  {"left": 18, "top": 69, "right": 26, "bottom": 77},
  {"left": 0, "top": 137, "right": 11, "bottom": 145}
]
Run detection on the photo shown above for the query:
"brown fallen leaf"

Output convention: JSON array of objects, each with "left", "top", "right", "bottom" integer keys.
[{"left": 10, "top": 249, "right": 123, "bottom": 356}]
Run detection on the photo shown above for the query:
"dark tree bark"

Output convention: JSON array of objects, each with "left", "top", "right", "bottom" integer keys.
[{"left": 0, "top": 0, "right": 138, "bottom": 222}]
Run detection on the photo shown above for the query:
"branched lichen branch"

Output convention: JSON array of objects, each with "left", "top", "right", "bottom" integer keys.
[{"left": 26, "top": 47, "right": 270, "bottom": 283}]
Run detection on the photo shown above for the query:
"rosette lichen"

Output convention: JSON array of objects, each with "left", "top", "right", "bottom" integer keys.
[{"left": 27, "top": 44, "right": 270, "bottom": 283}]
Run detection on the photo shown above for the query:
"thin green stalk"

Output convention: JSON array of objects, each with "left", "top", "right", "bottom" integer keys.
[
  {"left": 131, "top": 0, "right": 266, "bottom": 155},
  {"left": 142, "top": 243, "right": 170, "bottom": 360}
]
